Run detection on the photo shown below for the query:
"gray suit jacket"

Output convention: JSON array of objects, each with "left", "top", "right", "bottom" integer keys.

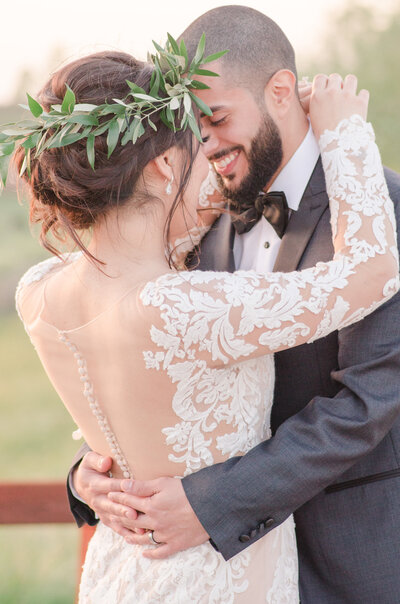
[
  {"left": 181, "top": 159, "right": 400, "bottom": 603},
  {"left": 67, "top": 159, "right": 400, "bottom": 603}
]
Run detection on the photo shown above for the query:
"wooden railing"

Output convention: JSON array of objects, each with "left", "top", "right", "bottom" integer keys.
[{"left": 0, "top": 482, "right": 96, "bottom": 601}]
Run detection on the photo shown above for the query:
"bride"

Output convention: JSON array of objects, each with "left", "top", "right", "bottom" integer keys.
[{"left": 10, "top": 40, "right": 399, "bottom": 603}]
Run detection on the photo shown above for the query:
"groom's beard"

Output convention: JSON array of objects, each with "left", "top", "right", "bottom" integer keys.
[{"left": 216, "top": 113, "right": 283, "bottom": 208}]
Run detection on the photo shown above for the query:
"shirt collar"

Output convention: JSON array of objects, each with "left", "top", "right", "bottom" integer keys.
[{"left": 268, "top": 122, "right": 320, "bottom": 212}]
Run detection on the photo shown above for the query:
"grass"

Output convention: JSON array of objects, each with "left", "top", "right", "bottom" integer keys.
[
  {"left": 0, "top": 186, "right": 84, "bottom": 602},
  {"left": 0, "top": 310, "right": 80, "bottom": 601},
  {"left": 0, "top": 526, "right": 78, "bottom": 604},
  {"left": 0, "top": 313, "right": 78, "bottom": 479},
  {"left": 0, "top": 189, "right": 48, "bottom": 313},
  {"left": 0, "top": 186, "right": 83, "bottom": 602}
]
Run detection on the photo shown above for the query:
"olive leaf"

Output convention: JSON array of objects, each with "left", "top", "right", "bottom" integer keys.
[
  {"left": 0, "top": 141, "right": 16, "bottom": 155},
  {"left": 86, "top": 134, "right": 95, "bottom": 170},
  {"left": 202, "top": 49, "right": 229, "bottom": 64},
  {"left": 107, "top": 119, "right": 120, "bottom": 158},
  {"left": 189, "top": 91, "right": 212, "bottom": 116},
  {"left": 0, "top": 154, "right": 10, "bottom": 187},
  {"left": 61, "top": 85, "right": 76, "bottom": 114},
  {"left": 193, "top": 69, "right": 220, "bottom": 78},
  {"left": 27, "top": 94, "right": 43, "bottom": 118},
  {"left": 0, "top": 33, "right": 228, "bottom": 188},
  {"left": 192, "top": 33, "right": 206, "bottom": 67}
]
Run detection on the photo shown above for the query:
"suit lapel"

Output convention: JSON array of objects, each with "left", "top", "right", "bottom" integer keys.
[
  {"left": 273, "top": 157, "right": 328, "bottom": 272},
  {"left": 188, "top": 212, "right": 236, "bottom": 272},
  {"left": 191, "top": 157, "right": 328, "bottom": 274}
]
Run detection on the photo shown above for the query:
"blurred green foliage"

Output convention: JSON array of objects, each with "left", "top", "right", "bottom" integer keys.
[
  {"left": 0, "top": 525, "right": 77, "bottom": 604},
  {"left": 0, "top": 191, "right": 48, "bottom": 313},
  {"left": 0, "top": 312, "right": 78, "bottom": 603},
  {"left": 303, "top": 3, "right": 400, "bottom": 171},
  {"left": 0, "top": 313, "right": 77, "bottom": 479}
]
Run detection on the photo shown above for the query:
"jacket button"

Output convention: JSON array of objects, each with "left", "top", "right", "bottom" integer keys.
[
  {"left": 239, "top": 534, "right": 251, "bottom": 543},
  {"left": 265, "top": 517, "right": 274, "bottom": 528},
  {"left": 250, "top": 529, "right": 257, "bottom": 538}
]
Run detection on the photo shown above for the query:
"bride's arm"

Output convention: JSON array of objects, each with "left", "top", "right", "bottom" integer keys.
[{"left": 143, "top": 75, "right": 399, "bottom": 367}]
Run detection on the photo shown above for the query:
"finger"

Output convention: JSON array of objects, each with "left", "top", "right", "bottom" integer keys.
[
  {"left": 358, "top": 89, "right": 370, "bottom": 103},
  {"left": 327, "top": 73, "right": 343, "bottom": 90},
  {"left": 300, "top": 93, "right": 311, "bottom": 104},
  {"left": 106, "top": 500, "right": 153, "bottom": 530},
  {"left": 121, "top": 478, "right": 159, "bottom": 498},
  {"left": 312, "top": 74, "right": 328, "bottom": 90},
  {"left": 109, "top": 522, "right": 139, "bottom": 543},
  {"left": 129, "top": 513, "right": 153, "bottom": 530},
  {"left": 124, "top": 531, "right": 159, "bottom": 546},
  {"left": 298, "top": 77, "right": 310, "bottom": 87},
  {"left": 108, "top": 491, "right": 152, "bottom": 514},
  {"left": 142, "top": 543, "right": 177, "bottom": 560},
  {"left": 119, "top": 514, "right": 152, "bottom": 535},
  {"left": 94, "top": 494, "right": 136, "bottom": 519},
  {"left": 299, "top": 87, "right": 312, "bottom": 100},
  {"left": 343, "top": 74, "right": 358, "bottom": 95},
  {"left": 90, "top": 476, "right": 125, "bottom": 494},
  {"left": 82, "top": 451, "right": 113, "bottom": 472}
]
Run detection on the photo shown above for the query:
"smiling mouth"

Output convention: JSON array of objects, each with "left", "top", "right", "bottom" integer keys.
[{"left": 212, "top": 150, "right": 240, "bottom": 175}]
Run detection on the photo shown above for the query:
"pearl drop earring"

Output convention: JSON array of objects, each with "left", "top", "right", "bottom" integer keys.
[{"left": 166, "top": 174, "right": 174, "bottom": 195}]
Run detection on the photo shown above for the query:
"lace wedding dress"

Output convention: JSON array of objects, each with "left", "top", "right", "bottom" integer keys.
[{"left": 16, "top": 117, "right": 398, "bottom": 603}]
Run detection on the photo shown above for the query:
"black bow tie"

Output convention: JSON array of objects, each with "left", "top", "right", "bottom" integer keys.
[{"left": 232, "top": 191, "right": 289, "bottom": 238}]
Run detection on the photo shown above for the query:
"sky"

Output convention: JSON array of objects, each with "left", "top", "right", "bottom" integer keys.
[{"left": 1, "top": 0, "right": 397, "bottom": 105}]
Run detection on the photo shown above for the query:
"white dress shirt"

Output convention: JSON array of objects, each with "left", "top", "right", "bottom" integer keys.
[{"left": 234, "top": 124, "right": 320, "bottom": 272}]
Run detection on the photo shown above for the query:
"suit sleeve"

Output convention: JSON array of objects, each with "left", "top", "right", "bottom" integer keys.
[
  {"left": 66, "top": 442, "right": 98, "bottom": 527},
  {"left": 182, "top": 177, "right": 400, "bottom": 561}
]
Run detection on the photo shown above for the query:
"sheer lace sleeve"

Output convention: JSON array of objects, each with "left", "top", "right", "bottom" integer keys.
[
  {"left": 169, "top": 165, "right": 225, "bottom": 268},
  {"left": 142, "top": 116, "right": 399, "bottom": 367},
  {"left": 15, "top": 253, "right": 81, "bottom": 332}
]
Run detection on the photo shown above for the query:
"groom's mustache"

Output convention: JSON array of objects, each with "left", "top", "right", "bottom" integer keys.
[{"left": 207, "top": 146, "right": 242, "bottom": 162}]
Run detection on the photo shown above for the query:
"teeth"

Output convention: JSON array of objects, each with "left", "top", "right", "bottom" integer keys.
[{"left": 214, "top": 151, "right": 239, "bottom": 170}]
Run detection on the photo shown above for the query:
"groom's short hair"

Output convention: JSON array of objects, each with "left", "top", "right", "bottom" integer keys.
[{"left": 179, "top": 5, "right": 297, "bottom": 96}]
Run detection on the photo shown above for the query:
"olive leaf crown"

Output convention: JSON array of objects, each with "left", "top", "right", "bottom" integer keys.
[{"left": 0, "top": 33, "right": 228, "bottom": 190}]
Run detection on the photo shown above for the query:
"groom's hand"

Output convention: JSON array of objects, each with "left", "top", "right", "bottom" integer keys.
[
  {"left": 108, "top": 478, "right": 210, "bottom": 559},
  {"left": 73, "top": 451, "right": 139, "bottom": 540}
]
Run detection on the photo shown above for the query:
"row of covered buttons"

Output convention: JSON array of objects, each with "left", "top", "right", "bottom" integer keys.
[{"left": 239, "top": 517, "right": 274, "bottom": 542}]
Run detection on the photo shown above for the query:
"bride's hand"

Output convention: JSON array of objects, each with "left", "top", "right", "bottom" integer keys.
[
  {"left": 298, "top": 77, "right": 312, "bottom": 114},
  {"left": 310, "top": 73, "right": 369, "bottom": 140}
]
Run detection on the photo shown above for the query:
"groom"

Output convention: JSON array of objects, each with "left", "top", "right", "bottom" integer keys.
[{"left": 67, "top": 6, "right": 400, "bottom": 602}]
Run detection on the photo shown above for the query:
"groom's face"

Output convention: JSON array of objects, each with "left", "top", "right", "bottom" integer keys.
[{"left": 197, "top": 69, "right": 283, "bottom": 206}]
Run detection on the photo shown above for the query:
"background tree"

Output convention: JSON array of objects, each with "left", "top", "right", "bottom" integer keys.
[{"left": 304, "top": 2, "right": 400, "bottom": 171}]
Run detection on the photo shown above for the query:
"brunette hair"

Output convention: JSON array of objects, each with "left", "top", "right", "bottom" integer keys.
[{"left": 14, "top": 51, "right": 198, "bottom": 266}]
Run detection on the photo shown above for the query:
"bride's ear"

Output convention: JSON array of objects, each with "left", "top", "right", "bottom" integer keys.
[{"left": 151, "top": 148, "right": 178, "bottom": 182}]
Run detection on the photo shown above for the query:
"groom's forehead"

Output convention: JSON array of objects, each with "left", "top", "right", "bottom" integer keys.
[
  {"left": 197, "top": 83, "right": 255, "bottom": 114},
  {"left": 199, "top": 104, "right": 224, "bottom": 118}
]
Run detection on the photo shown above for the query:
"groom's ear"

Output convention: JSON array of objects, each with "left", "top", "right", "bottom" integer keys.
[{"left": 264, "top": 69, "right": 297, "bottom": 117}]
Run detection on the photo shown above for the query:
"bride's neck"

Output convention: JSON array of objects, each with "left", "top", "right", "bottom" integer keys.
[{"left": 87, "top": 200, "right": 170, "bottom": 279}]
